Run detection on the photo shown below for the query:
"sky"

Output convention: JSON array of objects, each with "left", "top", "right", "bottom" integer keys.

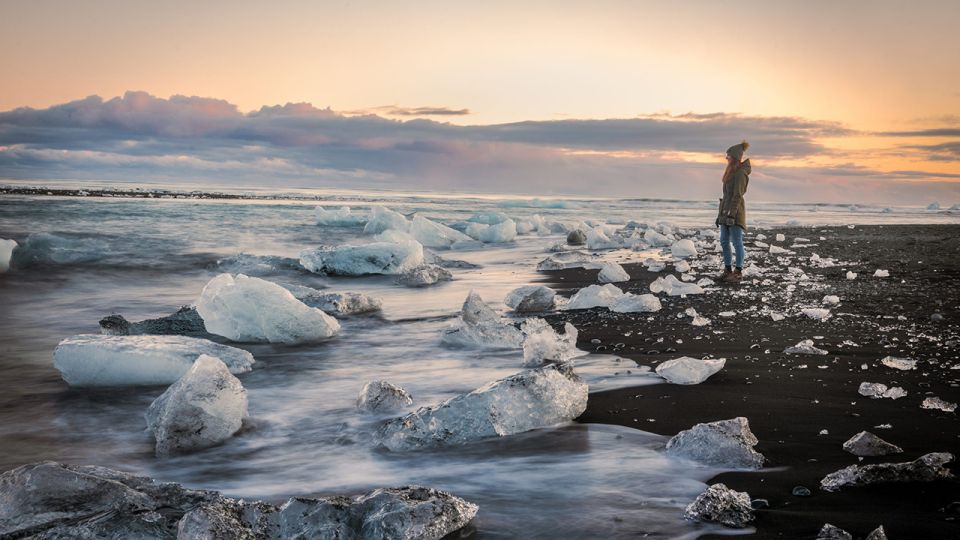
[{"left": 1, "top": 0, "right": 959, "bottom": 204}]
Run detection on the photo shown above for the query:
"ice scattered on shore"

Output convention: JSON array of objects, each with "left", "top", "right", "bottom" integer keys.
[
  {"left": 504, "top": 285, "right": 556, "bottom": 312},
  {"left": 300, "top": 233, "right": 424, "bottom": 275},
  {"left": 363, "top": 206, "right": 409, "bottom": 234},
  {"left": 784, "top": 339, "right": 828, "bottom": 355},
  {"left": 820, "top": 452, "right": 954, "bottom": 492},
  {"left": 465, "top": 218, "right": 517, "bottom": 243},
  {"left": 665, "top": 417, "right": 765, "bottom": 469},
  {"left": 410, "top": 215, "right": 474, "bottom": 248},
  {"left": 644, "top": 260, "right": 666, "bottom": 272},
  {"left": 314, "top": 205, "right": 367, "bottom": 226},
  {"left": 921, "top": 396, "right": 957, "bottom": 412},
  {"left": 769, "top": 245, "right": 792, "bottom": 254},
  {"left": 775, "top": 233, "right": 786, "bottom": 242},
  {"left": 197, "top": 274, "right": 340, "bottom": 344},
  {"left": 442, "top": 291, "right": 523, "bottom": 349},
  {"left": 0, "top": 238, "right": 16, "bottom": 272},
  {"left": 598, "top": 261, "right": 630, "bottom": 283},
  {"left": 842, "top": 431, "right": 903, "bottom": 457},
  {"left": 674, "top": 260, "right": 691, "bottom": 273},
  {"left": 585, "top": 227, "right": 622, "bottom": 250},
  {"left": 858, "top": 382, "right": 907, "bottom": 399},
  {"left": 873, "top": 269, "right": 890, "bottom": 277},
  {"left": 822, "top": 295, "right": 840, "bottom": 306},
  {"left": 145, "top": 355, "right": 247, "bottom": 456},
  {"left": 53, "top": 334, "right": 254, "bottom": 386},
  {"left": 880, "top": 356, "right": 917, "bottom": 371},
  {"left": 846, "top": 271, "right": 858, "bottom": 280},
  {"left": 644, "top": 229, "right": 672, "bottom": 247},
  {"left": 670, "top": 239, "right": 698, "bottom": 258},
  {"left": 655, "top": 357, "right": 725, "bottom": 385},
  {"left": 650, "top": 274, "right": 704, "bottom": 296},
  {"left": 377, "top": 363, "right": 588, "bottom": 451},
  {"left": 397, "top": 264, "right": 453, "bottom": 287},
  {"left": 566, "top": 284, "right": 624, "bottom": 310},
  {"left": 609, "top": 293, "right": 663, "bottom": 313},
  {"left": 293, "top": 289, "right": 382, "bottom": 316},
  {"left": 357, "top": 380, "right": 414, "bottom": 413},
  {"left": 536, "top": 251, "right": 600, "bottom": 271},
  {"left": 521, "top": 318, "right": 583, "bottom": 367},
  {"left": 696, "top": 277, "right": 715, "bottom": 287},
  {"left": 801, "top": 308, "right": 832, "bottom": 321},
  {"left": 683, "top": 483, "right": 754, "bottom": 528}
]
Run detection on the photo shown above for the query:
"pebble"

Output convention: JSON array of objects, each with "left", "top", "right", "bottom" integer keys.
[
  {"left": 750, "top": 498, "right": 770, "bottom": 509},
  {"left": 792, "top": 486, "right": 811, "bottom": 497}
]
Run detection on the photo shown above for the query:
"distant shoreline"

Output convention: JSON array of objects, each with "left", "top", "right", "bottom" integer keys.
[{"left": 0, "top": 185, "right": 309, "bottom": 201}]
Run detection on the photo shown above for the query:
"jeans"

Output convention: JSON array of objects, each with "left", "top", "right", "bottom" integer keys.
[{"left": 719, "top": 224, "right": 745, "bottom": 268}]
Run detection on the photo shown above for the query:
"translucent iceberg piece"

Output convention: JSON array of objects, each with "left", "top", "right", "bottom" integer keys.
[
  {"left": 598, "top": 262, "right": 630, "bottom": 283},
  {"left": 521, "top": 318, "right": 584, "bottom": 367},
  {"left": 300, "top": 237, "right": 424, "bottom": 276},
  {"left": 504, "top": 285, "right": 556, "bottom": 312},
  {"left": 409, "top": 215, "right": 473, "bottom": 248},
  {"left": 802, "top": 308, "right": 832, "bottom": 321},
  {"left": 536, "top": 251, "right": 600, "bottom": 271},
  {"left": 145, "top": 355, "right": 247, "bottom": 456},
  {"left": 784, "top": 339, "right": 828, "bottom": 355},
  {"left": 441, "top": 291, "right": 523, "bottom": 349},
  {"left": 656, "top": 357, "right": 726, "bottom": 385},
  {"left": 357, "top": 380, "right": 414, "bottom": 413},
  {"left": 880, "top": 356, "right": 916, "bottom": 371},
  {"left": 396, "top": 264, "right": 453, "bottom": 287},
  {"left": 362, "top": 206, "right": 409, "bottom": 234},
  {"left": 314, "top": 205, "right": 367, "bottom": 226},
  {"left": 670, "top": 239, "right": 698, "bottom": 258},
  {"left": 293, "top": 290, "right": 383, "bottom": 316},
  {"left": 586, "top": 228, "right": 622, "bottom": 250},
  {"left": 566, "top": 284, "right": 624, "bottom": 310},
  {"left": 53, "top": 334, "right": 254, "bottom": 387},
  {"left": 683, "top": 483, "right": 754, "bottom": 528},
  {"left": 644, "top": 229, "right": 672, "bottom": 247},
  {"left": 650, "top": 274, "right": 704, "bottom": 296},
  {"left": 842, "top": 431, "right": 903, "bottom": 457},
  {"left": 377, "top": 363, "right": 588, "bottom": 451},
  {"left": 196, "top": 274, "right": 340, "bottom": 344},
  {"left": 665, "top": 417, "right": 765, "bottom": 469},
  {"left": 0, "top": 238, "right": 16, "bottom": 272},
  {"left": 465, "top": 219, "right": 517, "bottom": 243},
  {"left": 609, "top": 293, "right": 662, "bottom": 313}
]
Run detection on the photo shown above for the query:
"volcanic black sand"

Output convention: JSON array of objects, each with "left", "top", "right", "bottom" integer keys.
[{"left": 540, "top": 224, "right": 960, "bottom": 539}]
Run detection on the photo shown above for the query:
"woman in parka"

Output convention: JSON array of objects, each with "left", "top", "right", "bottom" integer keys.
[{"left": 716, "top": 141, "right": 751, "bottom": 282}]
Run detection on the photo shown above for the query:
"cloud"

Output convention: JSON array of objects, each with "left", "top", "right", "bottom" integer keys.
[
  {"left": 0, "top": 92, "right": 958, "bottom": 204},
  {"left": 349, "top": 105, "right": 471, "bottom": 117}
]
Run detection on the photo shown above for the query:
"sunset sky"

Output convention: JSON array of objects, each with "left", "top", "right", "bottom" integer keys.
[{"left": 1, "top": 0, "right": 958, "bottom": 204}]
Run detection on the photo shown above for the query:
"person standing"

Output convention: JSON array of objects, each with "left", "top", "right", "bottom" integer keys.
[{"left": 716, "top": 141, "right": 751, "bottom": 282}]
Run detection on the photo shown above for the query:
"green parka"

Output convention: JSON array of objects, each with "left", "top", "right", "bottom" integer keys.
[{"left": 716, "top": 159, "right": 751, "bottom": 231}]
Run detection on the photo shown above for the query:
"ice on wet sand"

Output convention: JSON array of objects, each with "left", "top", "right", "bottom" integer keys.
[
  {"left": 921, "top": 396, "right": 957, "bottom": 412},
  {"left": 521, "top": 318, "right": 584, "bottom": 367},
  {"left": 802, "top": 308, "right": 832, "bottom": 320},
  {"left": 784, "top": 339, "right": 828, "bottom": 355},
  {"left": 858, "top": 382, "right": 907, "bottom": 399},
  {"left": 597, "top": 261, "right": 630, "bottom": 283},
  {"left": 566, "top": 284, "right": 624, "bottom": 310},
  {"left": 670, "top": 239, "right": 697, "bottom": 258},
  {"left": 377, "top": 363, "right": 588, "bottom": 451},
  {"left": 665, "top": 417, "right": 765, "bottom": 469},
  {"left": 409, "top": 215, "right": 473, "bottom": 248},
  {"left": 293, "top": 289, "right": 383, "bottom": 316},
  {"left": 820, "top": 452, "right": 954, "bottom": 492},
  {"left": 397, "top": 264, "right": 453, "bottom": 287},
  {"left": 880, "top": 356, "right": 917, "bottom": 370},
  {"left": 53, "top": 334, "right": 254, "bottom": 386},
  {"left": 650, "top": 274, "right": 704, "bottom": 296},
  {"left": 504, "top": 285, "right": 556, "bottom": 312},
  {"left": 357, "top": 380, "right": 414, "bottom": 413},
  {"left": 441, "top": 291, "right": 523, "bottom": 348},
  {"left": 609, "top": 293, "right": 662, "bottom": 313},
  {"left": 300, "top": 233, "right": 424, "bottom": 275},
  {"left": 656, "top": 357, "right": 726, "bottom": 385},
  {"left": 145, "top": 355, "right": 247, "bottom": 456},
  {"left": 196, "top": 274, "right": 340, "bottom": 344}
]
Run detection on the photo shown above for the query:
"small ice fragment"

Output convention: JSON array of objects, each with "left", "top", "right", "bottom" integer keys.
[
  {"left": 802, "top": 308, "right": 832, "bottom": 321},
  {"left": 608, "top": 293, "right": 662, "bottom": 313},
  {"left": 598, "top": 261, "right": 631, "bottom": 283},
  {"left": 314, "top": 205, "right": 368, "bottom": 226},
  {"left": 300, "top": 234, "right": 424, "bottom": 275},
  {"left": 880, "top": 356, "right": 917, "bottom": 371},
  {"left": 674, "top": 260, "right": 691, "bottom": 273},
  {"left": 396, "top": 264, "right": 453, "bottom": 287},
  {"left": 719, "top": 311, "right": 735, "bottom": 318},
  {"left": 357, "top": 380, "right": 414, "bottom": 413},
  {"left": 520, "top": 318, "right": 584, "bottom": 367},
  {"left": 822, "top": 295, "right": 840, "bottom": 306},
  {"left": 665, "top": 417, "right": 764, "bottom": 469},
  {"left": 504, "top": 285, "right": 556, "bottom": 312},
  {"left": 685, "top": 307, "right": 698, "bottom": 317},
  {"left": 441, "top": 291, "right": 523, "bottom": 349},
  {"left": 784, "top": 339, "right": 828, "bottom": 355},
  {"left": 362, "top": 206, "right": 410, "bottom": 234},
  {"left": 566, "top": 284, "right": 625, "bottom": 310},
  {"left": 873, "top": 269, "right": 890, "bottom": 278},
  {"left": 818, "top": 429, "right": 829, "bottom": 435},
  {"left": 846, "top": 271, "right": 858, "bottom": 280},
  {"left": 650, "top": 274, "right": 704, "bottom": 296},
  {"left": 697, "top": 277, "right": 715, "bottom": 287},
  {"left": 769, "top": 245, "right": 791, "bottom": 254},
  {"left": 770, "top": 312, "right": 785, "bottom": 322},
  {"left": 655, "top": 357, "right": 725, "bottom": 385},
  {"left": 692, "top": 315, "right": 712, "bottom": 326},
  {"left": 670, "top": 239, "right": 698, "bottom": 258},
  {"left": 0, "top": 238, "right": 17, "bottom": 272},
  {"left": 920, "top": 397, "right": 957, "bottom": 412},
  {"left": 775, "top": 234, "right": 786, "bottom": 242},
  {"left": 858, "top": 382, "right": 888, "bottom": 398}
]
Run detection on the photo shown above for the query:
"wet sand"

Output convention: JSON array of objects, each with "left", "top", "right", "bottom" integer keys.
[{"left": 542, "top": 224, "right": 960, "bottom": 539}]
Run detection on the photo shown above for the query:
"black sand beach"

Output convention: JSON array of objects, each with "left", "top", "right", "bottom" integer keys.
[{"left": 543, "top": 225, "right": 960, "bottom": 539}]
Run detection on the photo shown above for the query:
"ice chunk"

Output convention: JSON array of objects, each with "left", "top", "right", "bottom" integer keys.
[
  {"left": 820, "top": 452, "right": 954, "bottom": 492},
  {"left": 741, "top": 264, "right": 761, "bottom": 277},
  {"left": 0, "top": 238, "right": 16, "bottom": 272},
  {"left": 196, "top": 274, "right": 340, "bottom": 344},
  {"left": 802, "top": 308, "right": 832, "bottom": 321},
  {"left": 520, "top": 318, "right": 584, "bottom": 367},
  {"left": 314, "top": 205, "right": 367, "bottom": 226},
  {"left": 656, "top": 357, "right": 725, "bottom": 385},
  {"left": 598, "top": 261, "right": 630, "bottom": 283},
  {"left": 396, "top": 264, "right": 453, "bottom": 287},
  {"left": 465, "top": 219, "right": 517, "bottom": 243},
  {"left": 362, "top": 206, "right": 409, "bottom": 234},
  {"left": 846, "top": 271, "right": 858, "bottom": 280},
  {"left": 921, "top": 396, "right": 957, "bottom": 412},
  {"left": 586, "top": 227, "right": 622, "bottom": 250},
  {"left": 53, "top": 334, "right": 254, "bottom": 387},
  {"left": 300, "top": 235, "right": 424, "bottom": 276},
  {"left": 566, "top": 284, "right": 624, "bottom": 310},
  {"left": 441, "top": 291, "right": 523, "bottom": 349},
  {"left": 504, "top": 285, "right": 556, "bottom": 312},
  {"left": 670, "top": 239, "right": 698, "bottom": 258},
  {"left": 880, "top": 356, "right": 917, "bottom": 370},
  {"left": 842, "top": 431, "right": 903, "bottom": 457},
  {"left": 609, "top": 293, "right": 662, "bottom": 313},
  {"left": 858, "top": 382, "right": 907, "bottom": 399},
  {"left": 692, "top": 315, "right": 712, "bottom": 326},
  {"left": 536, "top": 251, "right": 600, "bottom": 271},
  {"left": 674, "top": 260, "right": 691, "bottom": 273},
  {"left": 357, "top": 380, "right": 414, "bottom": 413},
  {"left": 775, "top": 233, "right": 785, "bottom": 242},
  {"left": 817, "top": 524, "right": 853, "bottom": 540},
  {"left": 650, "top": 274, "right": 704, "bottom": 296},
  {"left": 644, "top": 260, "right": 666, "bottom": 272},
  {"left": 644, "top": 229, "right": 672, "bottom": 247},
  {"left": 927, "top": 202, "right": 941, "bottom": 210},
  {"left": 0, "top": 462, "right": 478, "bottom": 540},
  {"left": 683, "top": 483, "right": 754, "bottom": 528},
  {"left": 293, "top": 290, "right": 382, "bottom": 316},
  {"left": 377, "top": 363, "right": 588, "bottom": 451},
  {"left": 665, "top": 417, "right": 765, "bottom": 469},
  {"left": 409, "top": 215, "right": 473, "bottom": 248},
  {"left": 468, "top": 211, "right": 509, "bottom": 224},
  {"left": 696, "top": 277, "right": 715, "bottom": 287},
  {"left": 873, "top": 269, "right": 889, "bottom": 277},
  {"left": 822, "top": 295, "right": 840, "bottom": 306},
  {"left": 145, "top": 355, "right": 247, "bottom": 456},
  {"left": 769, "top": 245, "right": 791, "bottom": 254}
]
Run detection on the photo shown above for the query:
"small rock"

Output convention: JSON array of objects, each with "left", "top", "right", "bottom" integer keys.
[
  {"left": 666, "top": 417, "right": 765, "bottom": 469},
  {"left": 820, "top": 452, "right": 955, "bottom": 492},
  {"left": 566, "top": 229, "right": 587, "bottom": 245},
  {"left": 750, "top": 498, "right": 769, "bottom": 509},
  {"left": 866, "top": 525, "right": 889, "bottom": 540},
  {"left": 792, "top": 486, "right": 811, "bottom": 497}
]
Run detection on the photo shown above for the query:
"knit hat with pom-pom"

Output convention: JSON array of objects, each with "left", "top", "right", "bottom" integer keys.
[{"left": 726, "top": 140, "right": 750, "bottom": 161}]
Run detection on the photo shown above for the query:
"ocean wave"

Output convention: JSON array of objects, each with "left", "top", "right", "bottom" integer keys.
[
  {"left": 9, "top": 233, "right": 109, "bottom": 268},
  {"left": 496, "top": 199, "right": 579, "bottom": 209}
]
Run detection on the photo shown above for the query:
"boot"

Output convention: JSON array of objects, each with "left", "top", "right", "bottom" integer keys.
[
  {"left": 719, "top": 267, "right": 732, "bottom": 280},
  {"left": 724, "top": 268, "right": 743, "bottom": 283}
]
